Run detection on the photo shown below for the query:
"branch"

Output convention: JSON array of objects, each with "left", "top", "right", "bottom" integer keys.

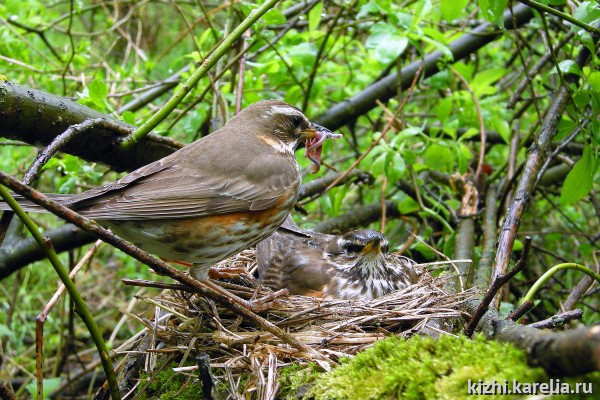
[
  {"left": 314, "top": 4, "right": 534, "bottom": 130},
  {"left": 0, "top": 171, "right": 373, "bottom": 277},
  {"left": 313, "top": 201, "right": 399, "bottom": 233},
  {"left": 119, "top": 0, "right": 282, "bottom": 149},
  {"left": 506, "top": 300, "right": 535, "bottom": 322},
  {"left": 528, "top": 310, "right": 583, "bottom": 329},
  {"left": 490, "top": 31, "right": 599, "bottom": 309},
  {"left": 462, "top": 300, "right": 600, "bottom": 376},
  {"left": 0, "top": 224, "right": 95, "bottom": 279},
  {"left": 0, "top": 81, "right": 183, "bottom": 172},
  {"left": 474, "top": 184, "right": 498, "bottom": 288},
  {"left": 517, "top": 0, "right": 600, "bottom": 34},
  {"left": 298, "top": 170, "right": 372, "bottom": 200},
  {"left": 464, "top": 237, "right": 532, "bottom": 337}
]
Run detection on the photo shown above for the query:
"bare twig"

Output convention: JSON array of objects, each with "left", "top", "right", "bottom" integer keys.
[
  {"left": 323, "top": 65, "right": 423, "bottom": 193},
  {"left": 528, "top": 310, "right": 583, "bottom": 329},
  {"left": 474, "top": 184, "right": 498, "bottom": 288},
  {"left": 505, "top": 300, "right": 534, "bottom": 322},
  {"left": 464, "top": 237, "right": 532, "bottom": 337},
  {"left": 0, "top": 118, "right": 124, "bottom": 245},
  {"left": 450, "top": 68, "right": 486, "bottom": 182}
]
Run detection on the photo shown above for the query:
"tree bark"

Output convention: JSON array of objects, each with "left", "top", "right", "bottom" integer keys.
[
  {"left": 0, "top": 81, "right": 182, "bottom": 172},
  {"left": 463, "top": 300, "right": 600, "bottom": 376}
]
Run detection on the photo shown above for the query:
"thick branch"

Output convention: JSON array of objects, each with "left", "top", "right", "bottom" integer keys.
[
  {"left": 0, "top": 224, "right": 95, "bottom": 279},
  {"left": 313, "top": 201, "right": 399, "bottom": 233},
  {"left": 0, "top": 81, "right": 182, "bottom": 172},
  {"left": 462, "top": 300, "right": 600, "bottom": 376}
]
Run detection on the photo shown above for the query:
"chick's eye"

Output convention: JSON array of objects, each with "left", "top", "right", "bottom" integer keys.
[
  {"left": 343, "top": 242, "right": 365, "bottom": 253},
  {"left": 292, "top": 115, "right": 303, "bottom": 127}
]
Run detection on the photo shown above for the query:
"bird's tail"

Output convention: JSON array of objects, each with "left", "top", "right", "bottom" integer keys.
[{"left": 0, "top": 193, "right": 72, "bottom": 213}]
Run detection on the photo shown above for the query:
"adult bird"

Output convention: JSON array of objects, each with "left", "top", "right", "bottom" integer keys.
[
  {"left": 256, "top": 216, "right": 419, "bottom": 300},
  {"left": 1, "top": 100, "right": 340, "bottom": 281}
]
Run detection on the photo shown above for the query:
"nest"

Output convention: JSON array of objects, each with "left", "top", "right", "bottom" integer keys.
[{"left": 116, "top": 250, "right": 477, "bottom": 398}]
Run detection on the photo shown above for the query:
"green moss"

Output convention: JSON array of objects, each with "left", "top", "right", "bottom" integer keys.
[
  {"left": 278, "top": 363, "right": 324, "bottom": 399},
  {"left": 137, "top": 361, "right": 202, "bottom": 400},
  {"left": 278, "top": 335, "right": 599, "bottom": 400}
]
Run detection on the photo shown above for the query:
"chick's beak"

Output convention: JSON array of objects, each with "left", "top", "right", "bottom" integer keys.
[
  {"left": 362, "top": 238, "right": 382, "bottom": 255},
  {"left": 303, "top": 123, "right": 342, "bottom": 173}
]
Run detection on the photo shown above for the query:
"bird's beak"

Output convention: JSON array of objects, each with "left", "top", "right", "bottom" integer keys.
[
  {"left": 303, "top": 123, "right": 342, "bottom": 173},
  {"left": 362, "top": 238, "right": 382, "bottom": 255}
]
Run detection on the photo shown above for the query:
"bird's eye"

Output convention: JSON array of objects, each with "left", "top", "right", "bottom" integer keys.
[
  {"left": 291, "top": 114, "right": 303, "bottom": 127},
  {"left": 343, "top": 242, "right": 365, "bottom": 253}
]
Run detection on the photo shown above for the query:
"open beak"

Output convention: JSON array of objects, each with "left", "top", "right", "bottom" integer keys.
[{"left": 303, "top": 123, "right": 342, "bottom": 173}]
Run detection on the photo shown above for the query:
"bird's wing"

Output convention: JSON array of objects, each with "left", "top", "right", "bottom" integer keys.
[
  {"left": 257, "top": 230, "right": 333, "bottom": 295},
  {"left": 65, "top": 142, "right": 299, "bottom": 220}
]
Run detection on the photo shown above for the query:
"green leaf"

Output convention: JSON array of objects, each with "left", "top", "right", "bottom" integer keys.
[
  {"left": 587, "top": 71, "right": 600, "bottom": 91},
  {"left": 366, "top": 22, "right": 408, "bottom": 64},
  {"left": 263, "top": 8, "right": 286, "bottom": 25},
  {"left": 572, "top": 90, "right": 590, "bottom": 109},
  {"left": 479, "top": 0, "right": 509, "bottom": 23},
  {"left": 396, "top": 194, "right": 420, "bottom": 214},
  {"left": 459, "top": 127, "right": 479, "bottom": 141},
  {"left": 441, "top": 0, "right": 469, "bottom": 21},
  {"left": 443, "top": 232, "right": 455, "bottom": 256},
  {"left": 456, "top": 142, "right": 474, "bottom": 174},
  {"left": 573, "top": 1, "right": 600, "bottom": 26},
  {"left": 387, "top": 152, "right": 406, "bottom": 182},
  {"left": 88, "top": 78, "right": 107, "bottom": 103},
  {"left": 25, "top": 377, "right": 62, "bottom": 400},
  {"left": 371, "top": 153, "right": 387, "bottom": 176},
  {"left": 357, "top": 0, "right": 384, "bottom": 19},
  {"left": 308, "top": 1, "right": 323, "bottom": 32},
  {"left": 578, "top": 31, "right": 595, "bottom": 53},
  {"left": 121, "top": 111, "right": 135, "bottom": 124},
  {"left": 560, "top": 145, "right": 595, "bottom": 205},
  {"left": 436, "top": 97, "right": 453, "bottom": 122},
  {"left": 491, "top": 118, "right": 510, "bottom": 143},
  {"left": 413, "top": 241, "right": 436, "bottom": 259},
  {"left": 472, "top": 68, "right": 506, "bottom": 96},
  {"left": 424, "top": 143, "right": 454, "bottom": 172},
  {"left": 555, "top": 60, "right": 582, "bottom": 76},
  {"left": 512, "top": 239, "right": 523, "bottom": 252},
  {"left": 413, "top": 0, "right": 432, "bottom": 27}
]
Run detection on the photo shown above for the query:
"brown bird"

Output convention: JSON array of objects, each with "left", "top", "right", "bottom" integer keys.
[
  {"left": 256, "top": 216, "right": 419, "bottom": 300},
  {"left": 2, "top": 101, "right": 340, "bottom": 280}
]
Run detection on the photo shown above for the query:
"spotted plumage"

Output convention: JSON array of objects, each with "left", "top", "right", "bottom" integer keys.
[{"left": 257, "top": 216, "right": 419, "bottom": 300}]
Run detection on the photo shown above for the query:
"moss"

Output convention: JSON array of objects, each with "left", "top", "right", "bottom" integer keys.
[
  {"left": 279, "top": 335, "right": 599, "bottom": 400},
  {"left": 278, "top": 363, "right": 323, "bottom": 399},
  {"left": 137, "top": 361, "right": 203, "bottom": 400}
]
